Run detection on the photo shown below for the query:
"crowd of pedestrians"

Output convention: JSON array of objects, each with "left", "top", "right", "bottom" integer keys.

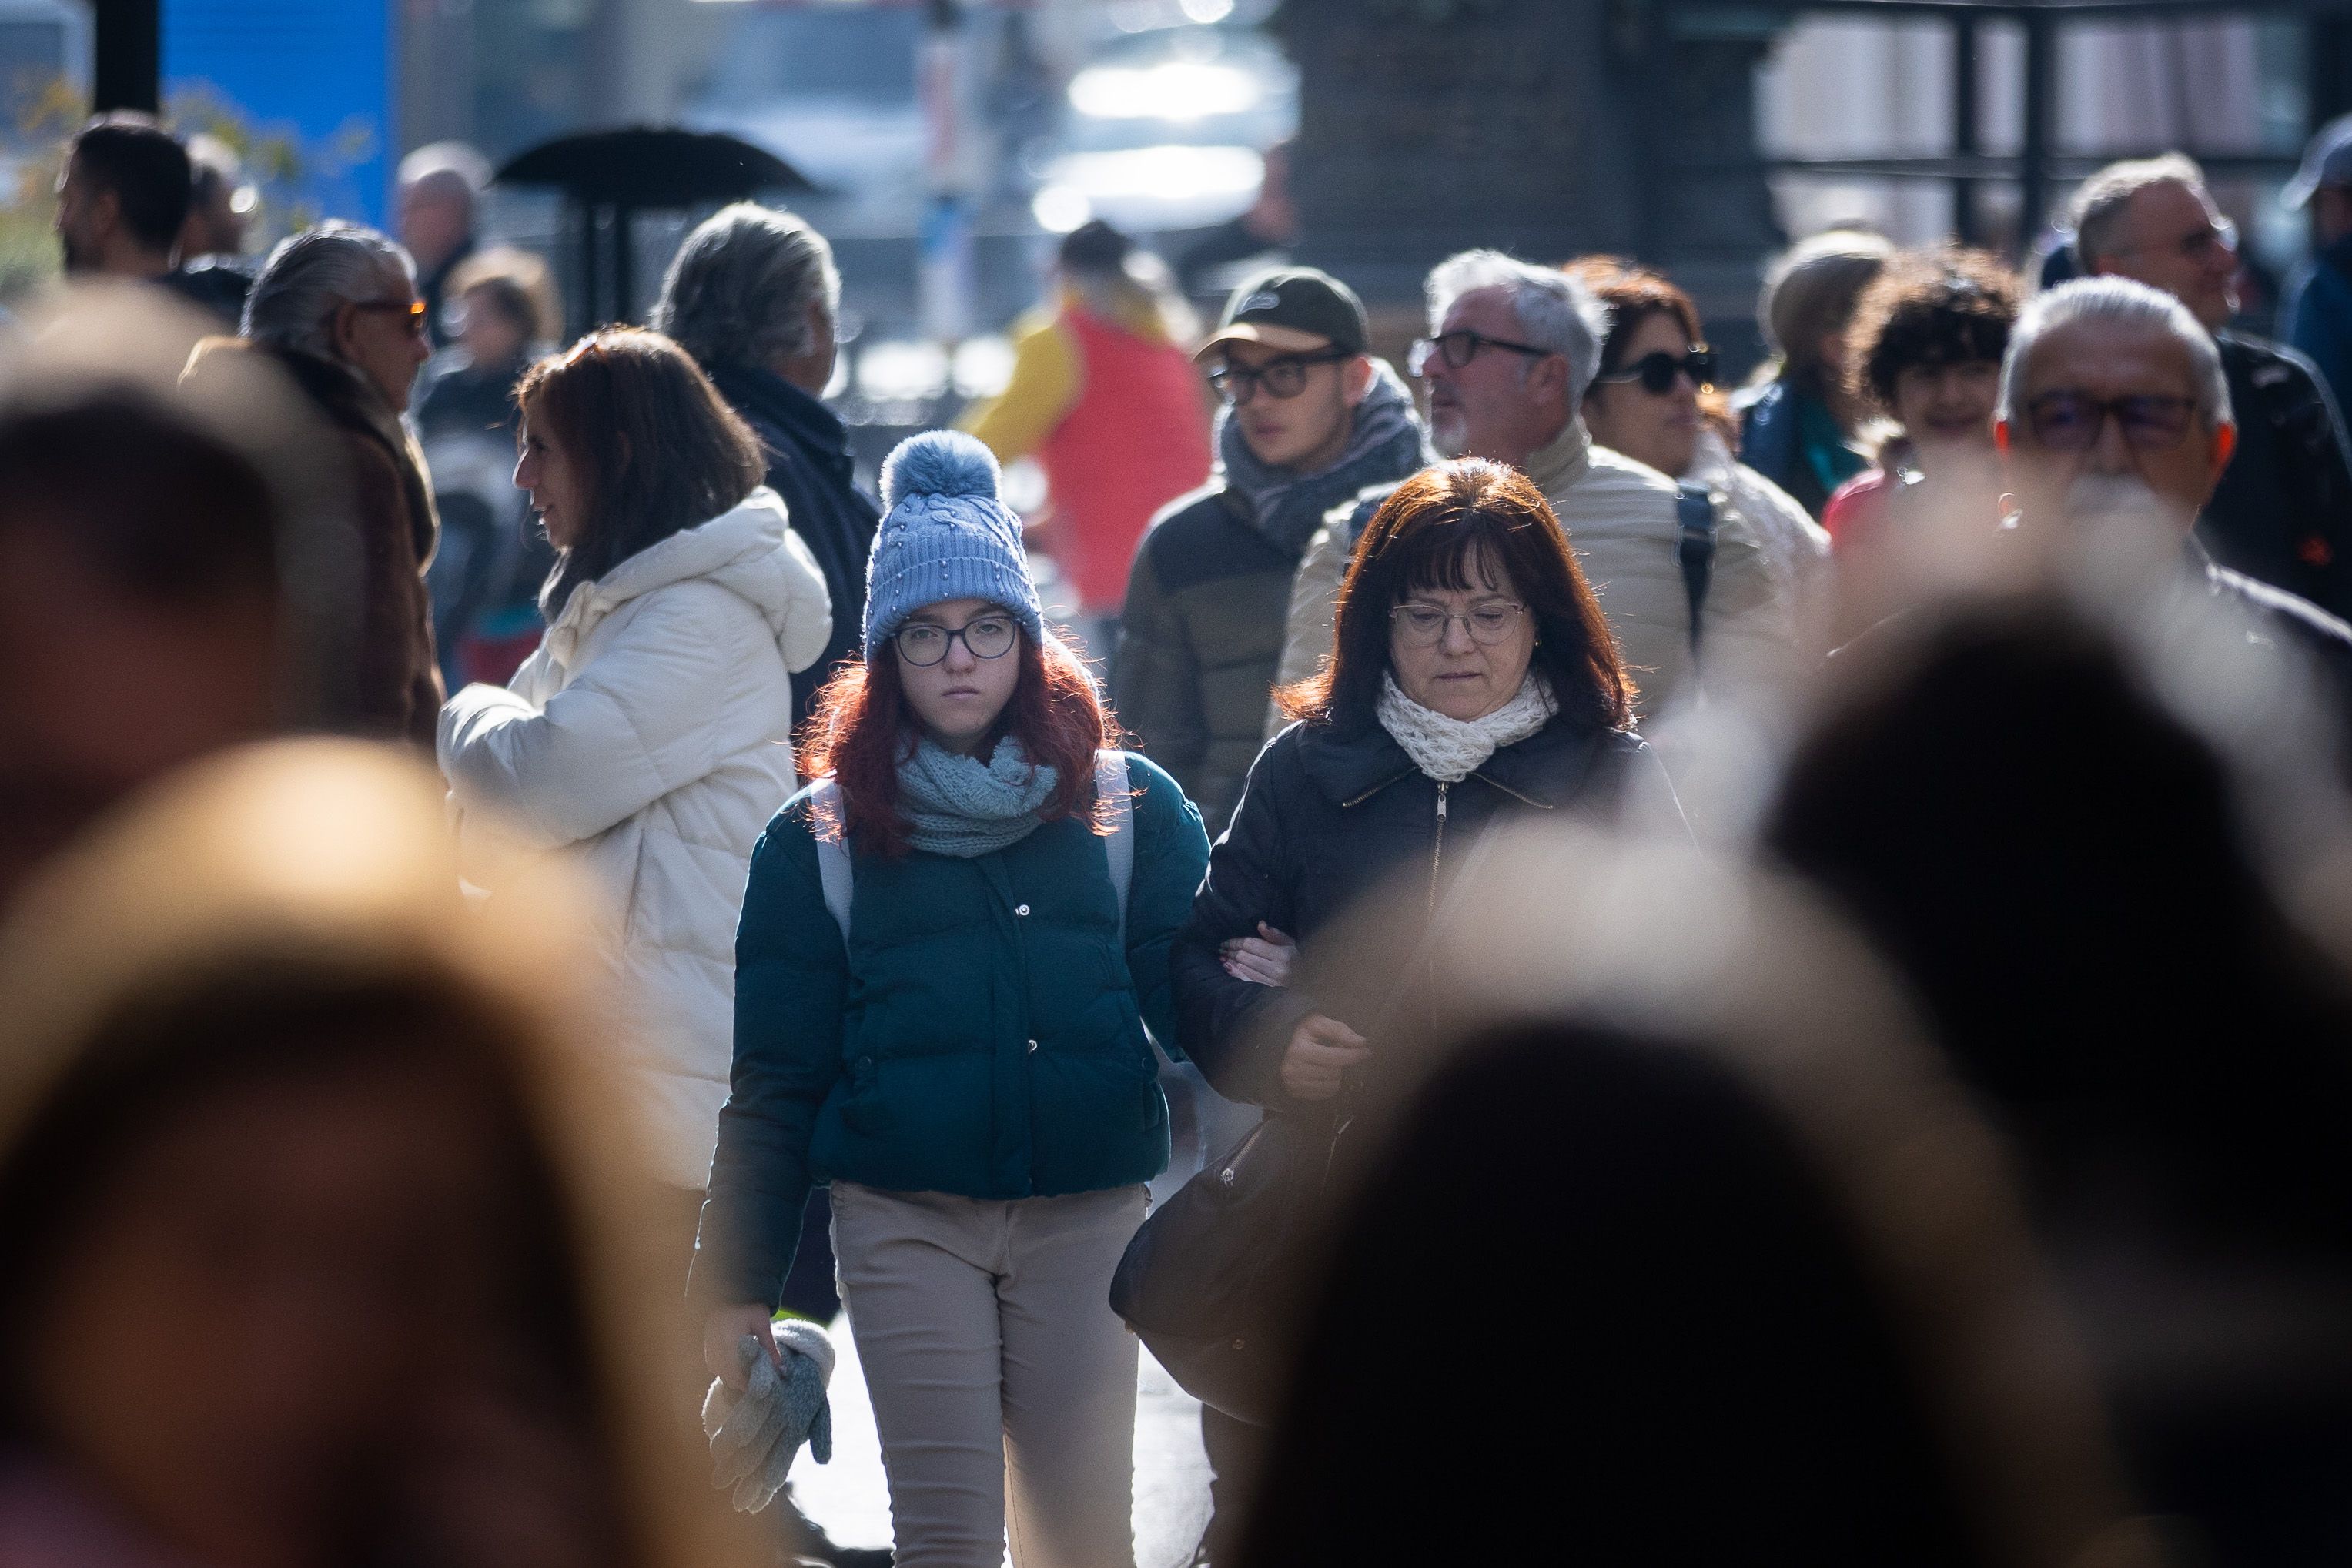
[{"left": 5, "top": 99, "right": 2352, "bottom": 1568}]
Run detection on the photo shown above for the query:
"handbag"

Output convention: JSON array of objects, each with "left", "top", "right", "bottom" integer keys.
[{"left": 1108, "top": 1099, "right": 1352, "bottom": 1426}]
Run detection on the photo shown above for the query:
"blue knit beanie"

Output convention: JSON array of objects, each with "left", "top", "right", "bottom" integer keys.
[{"left": 864, "top": 430, "right": 1045, "bottom": 655}]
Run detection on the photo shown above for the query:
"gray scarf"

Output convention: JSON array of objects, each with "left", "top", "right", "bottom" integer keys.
[
  {"left": 1217, "top": 359, "right": 1432, "bottom": 556},
  {"left": 895, "top": 735, "right": 1059, "bottom": 858}
]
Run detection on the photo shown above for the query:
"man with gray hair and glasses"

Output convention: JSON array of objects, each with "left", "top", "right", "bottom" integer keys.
[
  {"left": 2072, "top": 154, "right": 2352, "bottom": 621},
  {"left": 655, "top": 202, "right": 878, "bottom": 731},
  {"left": 1996, "top": 276, "right": 2352, "bottom": 729},
  {"left": 182, "top": 221, "right": 442, "bottom": 749},
  {"left": 1274, "top": 250, "right": 1798, "bottom": 723}
]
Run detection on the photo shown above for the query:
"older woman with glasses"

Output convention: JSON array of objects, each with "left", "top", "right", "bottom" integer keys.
[{"left": 1169, "top": 457, "right": 1681, "bottom": 1556}]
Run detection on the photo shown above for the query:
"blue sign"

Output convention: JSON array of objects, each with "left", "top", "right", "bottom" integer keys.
[{"left": 164, "top": 0, "right": 392, "bottom": 226}]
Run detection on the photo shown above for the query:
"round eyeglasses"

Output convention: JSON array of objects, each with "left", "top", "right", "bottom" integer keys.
[
  {"left": 1390, "top": 601, "right": 1527, "bottom": 647},
  {"left": 1207, "top": 349, "right": 1350, "bottom": 406},
  {"left": 895, "top": 615, "right": 1019, "bottom": 667}
]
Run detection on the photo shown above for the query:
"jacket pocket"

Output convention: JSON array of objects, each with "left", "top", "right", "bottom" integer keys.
[{"left": 839, "top": 1051, "right": 896, "bottom": 1137}]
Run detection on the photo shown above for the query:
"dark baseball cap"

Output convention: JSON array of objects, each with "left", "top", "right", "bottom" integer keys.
[{"left": 1197, "top": 266, "right": 1368, "bottom": 361}]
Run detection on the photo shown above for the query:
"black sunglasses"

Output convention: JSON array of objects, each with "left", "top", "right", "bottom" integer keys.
[
  {"left": 1596, "top": 346, "right": 1717, "bottom": 396},
  {"left": 2023, "top": 391, "right": 2200, "bottom": 453}
]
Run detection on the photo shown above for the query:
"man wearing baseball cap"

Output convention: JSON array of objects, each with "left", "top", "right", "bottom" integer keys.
[
  {"left": 2284, "top": 114, "right": 2352, "bottom": 423},
  {"left": 1116, "top": 266, "right": 1428, "bottom": 841}
]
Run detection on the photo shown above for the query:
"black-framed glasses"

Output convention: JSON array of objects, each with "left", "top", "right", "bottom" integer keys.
[
  {"left": 352, "top": 296, "right": 429, "bottom": 338},
  {"left": 2024, "top": 391, "right": 2200, "bottom": 453},
  {"left": 894, "top": 614, "right": 1019, "bottom": 667},
  {"left": 1596, "top": 346, "right": 1718, "bottom": 396},
  {"left": 1407, "top": 330, "right": 1554, "bottom": 377},
  {"left": 1390, "top": 600, "right": 1527, "bottom": 647},
  {"left": 1207, "top": 349, "right": 1350, "bottom": 405}
]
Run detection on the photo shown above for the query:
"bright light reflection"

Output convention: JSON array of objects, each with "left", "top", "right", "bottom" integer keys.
[
  {"left": 1068, "top": 61, "right": 1261, "bottom": 121},
  {"left": 1031, "top": 185, "right": 1093, "bottom": 232},
  {"left": 857, "top": 340, "right": 950, "bottom": 403},
  {"left": 1047, "top": 145, "right": 1263, "bottom": 202}
]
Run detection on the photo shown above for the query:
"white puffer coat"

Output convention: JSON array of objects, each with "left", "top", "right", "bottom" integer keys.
[{"left": 439, "top": 488, "right": 831, "bottom": 1188}]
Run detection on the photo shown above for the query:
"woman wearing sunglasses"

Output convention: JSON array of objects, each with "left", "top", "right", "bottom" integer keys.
[
  {"left": 192, "top": 221, "right": 443, "bottom": 747},
  {"left": 697, "top": 431, "right": 1211, "bottom": 1568},
  {"left": 439, "top": 327, "right": 832, "bottom": 1225},
  {"left": 1569, "top": 257, "right": 1835, "bottom": 655}
]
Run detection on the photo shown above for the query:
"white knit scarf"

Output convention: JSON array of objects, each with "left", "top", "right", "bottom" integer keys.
[{"left": 1375, "top": 672, "right": 1557, "bottom": 783}]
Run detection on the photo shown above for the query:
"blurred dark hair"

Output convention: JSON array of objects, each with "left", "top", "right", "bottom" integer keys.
[
  {"left": 1847, "top": 246, "right": 2022, "bottom": 416},
  {"left": 0, "top": 388, "right": 278, "bottom": 607},
  {"left": 1242, "top": 1023, "right": 1993, "bottom": 1566},
  {"left": 1057, "top": 219, "right": 1133, "bottom": 276},
  {"left": 67, "top": 113, "right": 192, "bottom": 253},
  {"left": 1278, "top": 460, "right": 1632, "bottom": 731},
  {"left": 1765, "top": 599, "right": 2352, "bottom": 1242},
  {"left": 517, "top": 327, "right": 763, "bottom": 610}
]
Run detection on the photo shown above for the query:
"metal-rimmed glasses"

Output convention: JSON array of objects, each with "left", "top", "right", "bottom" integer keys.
[
  {"left": 1390, "top": 600, "right": 1527, "bottom": 647},
  {"left": 1407, "top": 330, "right": 1554, "bottom": 378},
  {"left": 1206, "top": 349, "right": 1351, "bottom": 405},
  {"left": 895, "top": 614, "right": 1019, "bottom": 667},
  {"left": 353, "top": 296, "right": 430, "bottom": 338}
]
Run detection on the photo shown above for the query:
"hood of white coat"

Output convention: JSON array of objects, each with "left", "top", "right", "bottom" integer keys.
[{"left": 554, "top": 488, "right": 831, "bottom": 673}]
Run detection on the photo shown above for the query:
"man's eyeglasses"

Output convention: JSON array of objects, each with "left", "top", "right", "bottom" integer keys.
[
  {"left": 1390, "top": 600, "right": 1527, "bottom": 647},
  {"left": 353, "top": 296, "right": 430, "bottom": 338},
  {"left": 1407, "top": 330, "right": 1554, "bottom": 377},
  {"left": 1595, "top": 346, "right": 1718, "bottom": 396},
  {"left": 2023, "top": 391, "right": 2201, "bottom": 452},
  {"left": 895, "top": 614, "right": 1019, "bottom": 667},
  {"left": 1207, "top": 349, "right": 1350, "bottom": 405}
]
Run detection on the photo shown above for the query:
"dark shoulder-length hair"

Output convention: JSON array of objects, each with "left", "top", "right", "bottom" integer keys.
[
  {"left": 517, "top": 326, "right": 764, "bottom": 610},
  {"left": 800, "top": 627, "right": 1118, "bottom": 860},
  {"left": 1278, "top": 460, "right": 1634, "bottom": 732},
  {"left": 1564, "top": 254, "right": 1738, "bottom": 452}
]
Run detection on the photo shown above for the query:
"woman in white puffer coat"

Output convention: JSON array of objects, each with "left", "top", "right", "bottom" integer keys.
[{"left": 439, "top": 327, "right": 831, "bottom": 1208}]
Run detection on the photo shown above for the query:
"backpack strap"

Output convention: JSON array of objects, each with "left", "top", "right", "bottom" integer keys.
[
  {"left": 809, "top": 778, "right": 855, "bottom": 942},
  {"left": 1675, "top": 483, "right": 1718, "bottom": 657},
  {"left": 1097, "top": 750, "right": 1134, "bottom": 950}
]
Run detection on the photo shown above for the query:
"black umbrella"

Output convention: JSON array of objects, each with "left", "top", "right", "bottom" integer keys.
[{"left": 495, "top": 126, "right": 818, "bottom": 333}]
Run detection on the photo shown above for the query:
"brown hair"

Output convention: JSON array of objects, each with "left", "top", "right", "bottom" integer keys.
[
  {"left": 1845, "top": 246, "right": 2022, "bottom": 417},
  {"left": 1564, "top": 255, "right": 1737, "bottom": 449},
  {"left": 517, "top": 327, "right": 764, "bottom": 608},
  {"left": 799, "top": 630, "right": 1119, "bottom": 861},
  {"left": 448, "top": 246, "right": 561, "bottom": 344},
  {"left": 1278, "top": 460, "right": 1633, "bottom": 731}
]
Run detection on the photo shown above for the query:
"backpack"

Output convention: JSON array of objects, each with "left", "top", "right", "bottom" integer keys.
[{"left": 806, "top": 750, "right": 1135, "bottom": 943}]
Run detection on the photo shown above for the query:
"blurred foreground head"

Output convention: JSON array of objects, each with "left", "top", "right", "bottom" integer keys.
[
  {"left": 1241, "top": 831, "right": 2153, "bottom": 1568},
  {"left": 0, "top": 287, "right": 359, "bottom": 904},
  {"left": 0, "top": 741, "right": 763, "bottom": 1568},
  {"left": 1765, "top": 593, "right": 2352, "bottom": 1559}
]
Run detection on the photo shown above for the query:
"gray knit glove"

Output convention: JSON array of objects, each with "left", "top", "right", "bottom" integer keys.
[{"left": 701, "top": 1319, "right": 836, "bottom": 1513}]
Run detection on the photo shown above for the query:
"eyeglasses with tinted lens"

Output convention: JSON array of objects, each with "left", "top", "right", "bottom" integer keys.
[
  {"left": 2023, "top": 391, "right": 2200, "bottom": 452},
  {"left": 1596, "top": 346, "right": 1718, "bottom": 396},
  {"left": 895, "top": 615, "right": 1019, "bottom": 667},
  {"left": 355, "top": 296, "right": 430, "bottom": 337},
  {"left": 1407, "top": 330, "right": 1554, "bottom": 377},
  {"left": 1389, "top": 600, "right": 1527, "bottom": 647},
  {"left": 1207, "top": 349, "right": 1350, "bottom": 405}
]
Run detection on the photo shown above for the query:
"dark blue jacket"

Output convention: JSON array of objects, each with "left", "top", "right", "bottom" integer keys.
[
  {"left": 708, "top": 364, "right": 882, "bottom": 729},
  {"left": 698, "top": 751, "right": 1211, "bottom": 1306},
  {"left": 2283, "top": 234, "right": 2352, "bottom": 430}
]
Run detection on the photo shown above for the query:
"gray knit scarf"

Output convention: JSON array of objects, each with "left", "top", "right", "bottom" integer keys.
[
  {"left": 895, "top": 735, "right": 1059, "bottom": 858},
  {"left": 1217, "top": 359, "right": 1432, "bottom": 556}
]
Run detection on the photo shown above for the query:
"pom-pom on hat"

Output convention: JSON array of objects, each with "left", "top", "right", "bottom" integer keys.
[{"left": 864, "top": 430, "right": 1044, "bottom": 656}]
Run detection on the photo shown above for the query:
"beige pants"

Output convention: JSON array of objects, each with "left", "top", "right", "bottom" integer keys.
[{"left": 831, "top": 1182, "right": 1146, "bottom": 1568}]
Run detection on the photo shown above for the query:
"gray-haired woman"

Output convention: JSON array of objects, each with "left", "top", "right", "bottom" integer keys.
[{"left": 183, "top": 220, "right": 442, "bottom": 747}]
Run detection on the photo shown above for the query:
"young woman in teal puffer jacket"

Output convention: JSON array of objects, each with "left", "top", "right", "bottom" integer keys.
[{"left": 694, "top": 431, "right": 1210, "bottom": 1568}]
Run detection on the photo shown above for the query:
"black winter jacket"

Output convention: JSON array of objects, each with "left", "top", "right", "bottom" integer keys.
[
  {"left": 708, "top": 363, "right": 881, "bottom": 730},
  {"left": 2202, "top": 333, "right": 2352, "bottom": 622},
  {"left": 1173, "top": 712, "right": 1675, "bottom": 1105}
]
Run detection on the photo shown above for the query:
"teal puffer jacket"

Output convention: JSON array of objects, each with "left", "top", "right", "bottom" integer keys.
[{"left": 697, "top": 751, "right": 1211, "bottom": 1307}]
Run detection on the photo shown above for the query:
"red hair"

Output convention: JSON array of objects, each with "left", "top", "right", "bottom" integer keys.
[{"left": 799, "top": 630, "right": 1119, "bottom": 859}]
